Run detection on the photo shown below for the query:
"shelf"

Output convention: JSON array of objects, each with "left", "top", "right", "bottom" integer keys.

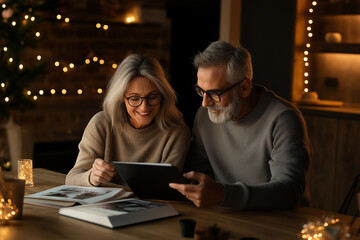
[
  {"left": 297, "top": 102, "right": 360, "bottom": 120},
  {"left": 310, "top": 42, "right": 360, "bottom": 54},
  {"left": 316, "top": 1, "right": 360, "bottom": 15}
]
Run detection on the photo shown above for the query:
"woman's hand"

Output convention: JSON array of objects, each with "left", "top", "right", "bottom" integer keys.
[{"left": 89, "top": 158, "right": 116, "bottom": 186}]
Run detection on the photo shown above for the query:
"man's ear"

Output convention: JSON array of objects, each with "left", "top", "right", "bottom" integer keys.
[{"left": 239, "top": 79, "right": 252, "bottom": 98}]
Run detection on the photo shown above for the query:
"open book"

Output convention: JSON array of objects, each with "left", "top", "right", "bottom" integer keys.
[
  {"left": 59, "top": 198, "right": 179, "bottom": 229},
  {"left": 24, "top": 185, "right": 133, "bottom": 208}
]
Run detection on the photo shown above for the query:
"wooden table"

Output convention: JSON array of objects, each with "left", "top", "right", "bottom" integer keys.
[{"left": 1, "top": 168, "right": 359, "bottom": 240}]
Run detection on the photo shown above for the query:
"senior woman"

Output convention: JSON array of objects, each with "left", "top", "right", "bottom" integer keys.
[{"left": 66, "top": 54, "right": 191, "bottom": 187}]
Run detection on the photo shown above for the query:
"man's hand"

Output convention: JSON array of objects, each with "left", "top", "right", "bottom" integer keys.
[
  {"left": 169, "top": 171, "right": 224, "bottom": 207},
  {"left": 89, "top": 158, "right": 116, "bottom": 186}
]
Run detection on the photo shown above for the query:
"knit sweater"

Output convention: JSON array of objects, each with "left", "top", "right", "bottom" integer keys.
[
  {"left": 185, "top": 85, "right": 312, "bottom": 210},
  {"left": 66, "top": 111, "right": 191, "bottom": 186}
]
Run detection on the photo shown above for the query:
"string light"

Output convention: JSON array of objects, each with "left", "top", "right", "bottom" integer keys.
[
  {"left": 126, "top": 16, "right": 136, "bottom": 23},
  {"left": 1, "top": 10, "right": 120, "bottom": 103},
  {"left": 302, "top": 1, "right": 317, "bottom": 93}
]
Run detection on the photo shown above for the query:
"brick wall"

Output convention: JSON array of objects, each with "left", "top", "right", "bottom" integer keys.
[{"left": 14, "top": 0, "right": 170, "bottom": 144}]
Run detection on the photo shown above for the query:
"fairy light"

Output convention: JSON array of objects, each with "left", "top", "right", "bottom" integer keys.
[
  {"left": 126, "top": 16, "right": 135, "bottom": 23},
  {"left": 1, "top": 12, "right": 122, "bottom": 103},
  {"left": 302, "top": 1, "right": 317, "bottom": 93},
  {"left": 2, "top": 4, "right": 6, "bottom": 8}
]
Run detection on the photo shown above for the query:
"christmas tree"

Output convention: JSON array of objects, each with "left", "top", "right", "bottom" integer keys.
[{"left": 0, "top": 0, "right": 47, "bottom": 119}]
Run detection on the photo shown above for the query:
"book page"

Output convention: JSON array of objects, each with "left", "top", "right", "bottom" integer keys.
[{"left": 25, "top": 185, "right": 133, "bottom": 206}]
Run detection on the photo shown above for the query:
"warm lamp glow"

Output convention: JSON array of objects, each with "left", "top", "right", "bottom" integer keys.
[{"left": 126, "top": 16, "right": 135, "bottom": 23}]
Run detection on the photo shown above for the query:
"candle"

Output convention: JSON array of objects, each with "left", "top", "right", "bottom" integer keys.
[{"left": 18, "top": 159, "right": 34, "bottom": 187}]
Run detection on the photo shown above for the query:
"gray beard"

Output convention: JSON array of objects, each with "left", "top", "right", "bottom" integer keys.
[{"left": 207, "top": 91, "right": 242, "bottom": 124}]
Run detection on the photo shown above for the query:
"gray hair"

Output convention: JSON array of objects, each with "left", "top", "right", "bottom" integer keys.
[
  {"left": 193, "top": 40, "right": 253, "bottom": 84},
  {"left": 103, "top": 54, "right": 182, "bottom": 131}
]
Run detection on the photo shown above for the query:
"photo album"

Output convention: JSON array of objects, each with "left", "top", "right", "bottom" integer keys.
[{"left": 24, "top": 185, "right": 133, "bottom": 208}]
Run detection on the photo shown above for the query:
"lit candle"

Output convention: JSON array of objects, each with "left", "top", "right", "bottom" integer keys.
[{"left": 17, "top": 159, "right": 34, "bottom": 187}]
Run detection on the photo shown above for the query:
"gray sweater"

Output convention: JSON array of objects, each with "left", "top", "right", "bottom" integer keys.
[{"left": 186, "top": 85, "right": 311, "bottom": 210}]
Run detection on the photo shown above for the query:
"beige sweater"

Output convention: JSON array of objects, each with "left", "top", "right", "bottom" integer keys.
[{"left": 66, "top": 111, "right": 191, "bottom": 186}]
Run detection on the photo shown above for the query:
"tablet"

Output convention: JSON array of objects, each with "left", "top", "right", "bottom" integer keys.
[{"left": 112, "top": 162, "right": 190, "bottom": 201}]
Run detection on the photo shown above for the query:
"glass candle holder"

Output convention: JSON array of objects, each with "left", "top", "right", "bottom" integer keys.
[{"left": 17, "top": 159, "right": 34, "bottom": 187}]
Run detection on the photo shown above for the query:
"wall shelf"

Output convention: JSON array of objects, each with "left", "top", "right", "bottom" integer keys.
[
  {"left": 311, "top": 42, "right": 360, "bottom": 54},
  {"left": 316, "top": 1, "right": 360, "bottom": 15}
]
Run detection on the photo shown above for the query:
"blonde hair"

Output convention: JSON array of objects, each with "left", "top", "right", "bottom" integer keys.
[{"left": 103, "top": 54, "right": 182, "bottom": 131}]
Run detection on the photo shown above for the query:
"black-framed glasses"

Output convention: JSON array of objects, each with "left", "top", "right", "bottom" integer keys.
[
  {"left": 124, "top": 94, "right": 162, "bottom": 107},
  {"left": 194, "top": 81, "right": 241, "bottom": 102}
]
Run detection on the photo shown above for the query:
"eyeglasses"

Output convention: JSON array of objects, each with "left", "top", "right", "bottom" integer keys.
[
  {"left": 124, "top": 94, "right": 162, "bottom": 107},
  {"left": 194, "top": 81, "right": 241, "bottom": 102}
]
